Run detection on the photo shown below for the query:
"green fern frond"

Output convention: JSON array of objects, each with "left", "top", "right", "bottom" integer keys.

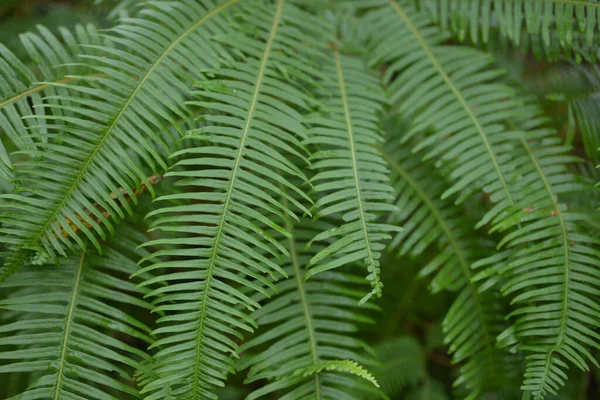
[
  {"left": 416, "top": 0, "right": 600, "bottom": 61},
  {"left": 135, "top": 2, "right": 326, "bottom": 398},
  {"left": 0, "top": 226, "right": 153, "bottom": 399},
  {"left": 381, "top": 137, "right": 514, "bottom": 399},
  {"left": 0, "top": 24, "right": 103, "bottom": 184},
  {"left": 300, "top": 360, "right": 380, "bottom": 388},
  {"left": 0, "top": 0, "right": 244, "bottom": 279},
  {"left": 238, "top": 220, "right": 382, "bottom": 400},
  {"left": 472, "top": 101, "right": 600, "bottom": 399},
  {"left": 304, "top": 46, "right": 398, "bottom": 304},
  {"left": 365, "top": 0, "right": 521, "bottom": 210}
]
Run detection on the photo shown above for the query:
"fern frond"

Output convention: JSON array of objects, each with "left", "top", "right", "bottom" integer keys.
[
  {"left": 305, "top": 46, "right": 398, "bottom": 304},
  {"left": 238, "top": 220, "right": 382, "bottom": 400},
  {"left": 0, "top": 226, "right": 153, "bottom": 399},
  {"left": 0, "top": 0, "right": 243, "bottom": 279},
  {"left": 301, "top": 360, "right": 380, "bottom": 388},
  {"left": 473, "top": 101, "right": 600, "bottom": 399},
  {"left": 365, "top": 0, "right": 521, "bottom": 212},
  {"left": 0, "top": 24, "right": 103, "bottom": 184},
  {"left": 135, "top": 2, "right": 325, "bottom": 398},
  {"left": 416, "top": 0, "right": 600, "bottom": 61},
  {"left": 381, "top": 137, "right": 513, "bottom": 399}
]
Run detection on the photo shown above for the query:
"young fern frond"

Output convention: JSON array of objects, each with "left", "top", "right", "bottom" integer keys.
[
  {"left": 134, "top": 2, "right": 323, "bottom": 398},
  {"left": 300, "top": 360, "right": 380, "bottom": 389},
  {"left": 238, "top": 220, "right": 382, "bottom": 400},
  {"left": 0, "top": 24, "right": 103, "bottom": 183},
  {"left": 364, "top": 0, "right": 521, "bottom": 210},
  {"left": 473, "top": 101, "right": 600, "bottom": 399},
  {"left": 0, "top": 0, "right": 242, "bottom": 279},
  {"left": 0, "top": 226, "right": 154, "bottom": 400},
  {"left": 415, "top": 0, "right": 600, "bottom": 61},
  {"left": 305, "top": 46, "right": 398, "bottom": 304},
  {"left": 381, "top": 138, "right": 513, "bottom": 399}
]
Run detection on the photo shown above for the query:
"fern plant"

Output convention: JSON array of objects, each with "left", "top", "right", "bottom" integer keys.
[{"left": 1, "top": 0, "right": 599, "bottom": 399}]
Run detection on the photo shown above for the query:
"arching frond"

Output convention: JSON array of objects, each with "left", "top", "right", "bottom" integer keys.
[
  {"left": 0, "top": 24, "right": 103, "bottom": 184},
  {"left": 364, "top": 0, "right": 521, "bottom": 212},
  {"left": 238, "top": 220, "right": 382, "bottom": 400},
  {"left": 0, "top": 0, "right": 244, "bottom": 279},
  {"left": 381, "top": 136, "right": 513, "bottom": 399},
  {"left": 134, "top": 2, "right": 325, "bottom": 398},
  {"left": 304, "top": 46, "right": 398, "bottom": 304},
  {"left": 0, "top": 226, "right": 154, "bottom": 399},
  {"left": 472, "top": 101, "right": 600, "bottom": 400},
  {"left": 415, "top": 0, "right": 600, "bottom": 61}
]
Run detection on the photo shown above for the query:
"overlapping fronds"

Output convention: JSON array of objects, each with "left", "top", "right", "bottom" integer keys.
[
  {"left": 0, "top": 0, "right": 243, "bottom": 279},
  {"left": 414, "top": 0, "right": 600, "bottom": 61},
  {"left": 238, "top": 220, "right": 382, "bottom": 400},
  {"left": 0, "top": 226, "right": 154, "bottom": 399},
  {"left": 364, "top": 0, "right": 521, "bottom": 211},
  {"left": 134, "top": 2, "right": 326, "bottom": 398},
  {"left": 381, "top": 136, "right": 513, "bottom": 399},
  {"left": 304, "top": 46, "right": 398, "bottom": 304},
  {"left": 472, "top": 101, "right": 600, "bottom": 399},
  {"left": 0, "top": 24, "right": 103, "bottom": 183}
]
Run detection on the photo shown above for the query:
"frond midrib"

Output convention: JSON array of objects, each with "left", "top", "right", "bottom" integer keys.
[
  {"left": 518, "top": 137, "right": 571, "bottom": 397},
  {"left": 388, "top": 0, "right": 515, "bottom": 207},
  {"left": 333, "top": 47, "right": 380, "bottom": 300},
  {"left": 380, "top": 147, "right": 497, "bottom": 377},
  {"left": 22, "top": 0, "right": 241, "bottom": 254},
  {"left": 190, "top": 1, "right": 282, "bottom": 396},
  {"left": 287, "top": 226, "right": 321, "bottom": 398},
  {"left": 54, "top": 250, "right": 85, "bottom": 400}
]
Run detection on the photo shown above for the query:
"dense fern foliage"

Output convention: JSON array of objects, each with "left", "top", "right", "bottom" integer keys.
[{"left": 0, "top": 1, "right": 599, "bottom": 399}]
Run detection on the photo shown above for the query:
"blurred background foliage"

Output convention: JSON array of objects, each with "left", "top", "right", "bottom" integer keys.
[
  {"left": 0, "top": 1, "right": 599, "bottom": 399},
  {"left": 0, "top": 0, "right": 137, "bottom": 57}
]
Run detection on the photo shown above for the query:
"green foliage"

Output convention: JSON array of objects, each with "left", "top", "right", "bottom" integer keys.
[
  {"left": 415, "top": 0, "right": 600, "bottom": 62},
  {"left": 0, "top": 1, "right": 599, "bottom": 399},
  {"left": 0, "top": 225, "right": 153, "bottom": 399},
  {"left": 305, "top": 48, "right": 399, "bottom": 303},
  {"left": 238, "top": 220, "right": 381, "bottom": 399},
  {"left": 473, "top": 101, "right": 600, "bottom": 400},
  {"left": 383, "top": 135, "right": 515, "bottom": 399}
]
